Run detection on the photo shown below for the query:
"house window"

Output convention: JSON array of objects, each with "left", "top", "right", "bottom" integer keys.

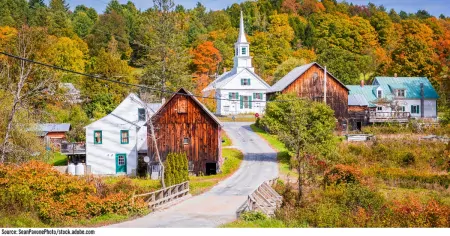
[
  {"left": 229, "top": 92, "right": 239, "bottom": 100},
  {"left": 411, "top": 105, "right": 420, "bottom": 114},
  {"left": 253, "top": 93, "right": 263, "bottom": 100},
  {"left": 397, "top": 89, "right": 405, "bottom": 97},
  {"left": 138, "top": 108, "right": 146, "bottom": 121},
  {"left": 188, "top": 161, "right": 194, "bottom": 172},
  {"left": 241, "top": 79, "right": 250, "bottom": 86},
  {"left": 377, "top": 90, "right": 382, "bottom": 98},
  {"left": 400, "top": 106, "right": 405, "bottom": 112},
  {"left": 94, "top": 131, "right": 102, "bottom": 144},
  {"left": 183, "top": 137, "right": 189, "bottom": 145},
  {"left": 120, "top": 130, "right": 129, "bottom": 144},
  {"left": 242, "top": 47, "right": 247, "bottom": 55},
  {"left": 178, "top": 97, "right": 187, "bottom": 113},
  {"left": 377, "top": 106, "right": 382, "bottom": 111}
]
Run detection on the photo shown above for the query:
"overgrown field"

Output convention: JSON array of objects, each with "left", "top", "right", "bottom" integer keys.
[
  {"left": 0, "top": 161, "right": 151, "bottom": 227},
  {"left": 241, "top": 125, "right": 450, "bottom": 227}
]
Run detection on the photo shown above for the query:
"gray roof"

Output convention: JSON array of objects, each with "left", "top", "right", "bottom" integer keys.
[
  {"left": 37, "top": 123, "right": 71, "bottom": 132},
  {"left": 147, "top": 103, "right": 163, "bottom": 113},
  {"left": 269, "top": 62, "right": 349, "bottom": 93},
  {"left": 348, "top": 94, "right": 369, "bottom": 106}
]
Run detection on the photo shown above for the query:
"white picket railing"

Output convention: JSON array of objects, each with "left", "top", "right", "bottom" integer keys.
[
  {"left": 236, "top": 178, "right": 282, "bottom": 217},
  {"left": 132, "top": 181, "right": 190, "bottom": 210}
]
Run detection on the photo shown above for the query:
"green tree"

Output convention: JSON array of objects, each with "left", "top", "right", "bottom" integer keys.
[
  {"left": 261, "top": 93, "right": 336, "bottom": 201},
  {"left": 141, "top": 0, "right": 192, "bottom": 99},
  {"left": 72, "top": 11, "right": 94, "bottom": 38},
  {"left": 317, "top": 47, "right": 362, "bottom": 85}
]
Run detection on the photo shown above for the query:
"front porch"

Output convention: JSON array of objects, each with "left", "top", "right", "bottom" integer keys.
[{"left": 369, "top": 111, "right": 411, "bottom": 123}]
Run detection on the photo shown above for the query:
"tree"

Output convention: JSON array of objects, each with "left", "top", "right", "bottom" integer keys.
[
  {"left": 272, "top": 57, "right": 307, "bottom": 84},
  {"left": 0, "top": 26, "right": 58, "bottom": 163},
  {"left": 317, "top": 47, "right": 362, "bottom": 85},
  {"left": 140, "top": 0, "right": 192, "bottom": 99},
  {"left": 190, "top": 41, "right": 222, "bottom": 76},
  {"left": 72, "top": 11, "right": 94, "bottom": 38},
  {"left": 261, "top": 93, "right": 336, "bottom": 201}
]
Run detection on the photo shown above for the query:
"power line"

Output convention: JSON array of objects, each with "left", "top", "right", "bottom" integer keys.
[{"left": 0, "top": 51, "right": 306, "bottom": 103}]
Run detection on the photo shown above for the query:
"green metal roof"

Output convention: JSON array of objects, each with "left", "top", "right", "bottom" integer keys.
[
  {"left": 373, "top": 77, "right": 439, "bottom": 99},
  {"left": 346, "top": 85, "right": 379, "bottom": 107}
]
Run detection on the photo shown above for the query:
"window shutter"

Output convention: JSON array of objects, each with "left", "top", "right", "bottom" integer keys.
[
  {"left": 248, "top": 79, "right": 251, "bottom": 85},
  {"left": 253, "top": 93, "right": 256, "bottom": 99},
  {"left": 260, "top": 93, "right": 263, "bottom": 100},
  {"left": 240, "top": 96, "right": 243, "bottom": 109},
  {"left": 236, "top": 92, "right": 239, "bottom": 98},
  {"left": 229, "top": 93, "right": 232, "bottom": 100},
  {"left": 417, "top": 105, "right": 420, "bottom": 114},
  {"left": 241, "top": 79, "right": 243, "bottom": 85},
  {"left": 411, "top": 105, "right": 414, "bottom": 113},
  {"left": 249, "top": 96, "right": 252, "bottom": 109}
]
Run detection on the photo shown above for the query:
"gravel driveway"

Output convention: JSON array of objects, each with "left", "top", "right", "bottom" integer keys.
[{"left": 107, "top": 122, "right": 278, "bottom": 228}]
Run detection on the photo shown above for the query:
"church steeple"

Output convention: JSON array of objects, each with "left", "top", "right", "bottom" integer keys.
[{"left": 233, "top": 11, "right": 254, "bottom": 72}]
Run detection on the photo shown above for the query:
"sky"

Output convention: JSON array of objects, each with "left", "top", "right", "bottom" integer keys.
[{"left": 62, "top": 0, "right": 450, "bottom": 17}]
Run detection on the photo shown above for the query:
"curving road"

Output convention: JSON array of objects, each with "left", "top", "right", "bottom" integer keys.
[{"left": 108, "top": 122, "right": 278, "bottom": 228}]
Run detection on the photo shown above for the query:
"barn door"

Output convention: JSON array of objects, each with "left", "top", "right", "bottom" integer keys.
[{"left": 115, "top": 153, "right": 127, "bottom": 174}]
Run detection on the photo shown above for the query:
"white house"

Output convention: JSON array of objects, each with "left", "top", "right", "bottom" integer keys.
[
  {"left": 85, "top": 93, "right": 161, "bottom": 176},
  {"left": 347, "top": 76, "right": 438, "bottom": 123},
  {"left": 202, "top": 11, "right": 270, "bottom": 115}
]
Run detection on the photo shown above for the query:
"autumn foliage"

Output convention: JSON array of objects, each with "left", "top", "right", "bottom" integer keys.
[{"left": 0, "top": 161, "right": 147, "bottom": 225}]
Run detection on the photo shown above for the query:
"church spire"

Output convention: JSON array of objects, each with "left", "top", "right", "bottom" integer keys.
[
  {"left": 237, "top": 11, "right": 247, "bottom": 43},
  {"left": 233, "top": 11, "right": 253, "bottom": 72}
]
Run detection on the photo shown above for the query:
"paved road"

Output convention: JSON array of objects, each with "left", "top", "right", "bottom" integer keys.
[{"left": 108, "top": 122, "right": 278, "bottom": 228}]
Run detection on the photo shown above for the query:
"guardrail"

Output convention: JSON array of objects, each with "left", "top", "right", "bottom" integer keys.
[
  {"left": 132, "top": 181, "right": 190, "bottom": 210},
  {"left": 236, "top": 178, "right": 282, "bottom": 217}
]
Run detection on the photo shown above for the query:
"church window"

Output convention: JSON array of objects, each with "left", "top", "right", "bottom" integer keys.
[
  {"left": 241, "top": 78, "right": 250, "bottom": 86},
  {"left": 241, "top": 47, "right": 247, "bottom": 55}
]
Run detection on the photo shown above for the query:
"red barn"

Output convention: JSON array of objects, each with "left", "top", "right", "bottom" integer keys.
[{"left": 148, "top": 88, "right": 223, "bottom": 176}]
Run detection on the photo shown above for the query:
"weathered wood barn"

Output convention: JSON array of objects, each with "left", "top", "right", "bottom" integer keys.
[
  {"left": 267, "top": 62, "right": 349, "bottom": 121},
  {"left": 148, "top": 88, "right": 223, "bottom": 176}
]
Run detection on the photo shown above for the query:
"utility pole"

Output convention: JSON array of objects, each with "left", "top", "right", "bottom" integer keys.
[{"left": 323, "top": 66, "right": 327, "bottom": 103}]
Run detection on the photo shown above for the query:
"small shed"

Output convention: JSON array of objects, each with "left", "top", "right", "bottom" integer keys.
[
  {"left": 36, "top": 123, "right": 71, "bottom": 148},
  {"left": 148, "top": 88, "right": 223, "bottom": 176}
]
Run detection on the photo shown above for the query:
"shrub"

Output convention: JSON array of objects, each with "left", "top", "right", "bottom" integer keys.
[
  {"left": 0, "top": 161, "right": 147, "bottom": 226},
  {"left": 164, "top": 152, "right": 189, "bottom": 186},
  {"left": 323, "top": 165, "right": 362, "bottom": 186},
  {"left": 402, "top": 152, "right": 416, "bottom": 166},
  {"left": 240, "top": 211, "right": 267, "bottom": 221}
]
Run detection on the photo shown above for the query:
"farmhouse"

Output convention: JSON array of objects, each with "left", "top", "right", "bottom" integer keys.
[
  {"left": 202, "top": 11, "right": 270, "bottom": 115},
  {"left": 347, "top": 76, "right": 438, "bottom": 126},
  {"left": 148, "top": 88, "right": 223, "bottom": 176},
  {"left": 85, "top": 94, "right": 161, "bottom": 176},
  {"left": 267, "top": 62, "right": 349, "bottom": 121}
]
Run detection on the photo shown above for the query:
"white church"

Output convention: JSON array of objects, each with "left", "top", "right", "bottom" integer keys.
[{"left": 202, "top": 11, "right": 270, "bottom": 116}]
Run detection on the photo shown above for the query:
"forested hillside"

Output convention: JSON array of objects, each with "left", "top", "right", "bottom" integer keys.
[{"left": 0, "top": 0, "right": 449, "bottom": 146}]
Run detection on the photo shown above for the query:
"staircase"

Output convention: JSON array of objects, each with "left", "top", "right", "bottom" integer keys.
[{"left": 236, "top": 178, "right": 283, "bottom": 217}]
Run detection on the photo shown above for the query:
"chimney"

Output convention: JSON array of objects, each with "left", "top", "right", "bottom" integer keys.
[
  {"left": 394, "top": 73, "right": 398, "bottom": 78},
  {"left": 360, "top": 80, "right": 364, "bottom": 87},
  {"left": 161, "top": 98, "right": 166, "bottom": 104}
]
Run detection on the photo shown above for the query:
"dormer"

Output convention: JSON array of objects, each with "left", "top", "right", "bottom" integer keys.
[{"left": 375, "top": 87, "right": 383, "bottom": 99}]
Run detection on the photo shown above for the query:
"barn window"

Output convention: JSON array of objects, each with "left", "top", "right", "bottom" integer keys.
[
  {"left": 94, "top": 130, "right": 102, "bottom": 144},
  {"left": 120, "top": 130, "right": 129, "bottom": 144},
  {"left": 183, "top": 137, "right": 189, "bottom": 145},
  {"left": 178, "top": 97, "right": 187, "bottom": 113},
  {"left": 312, "top": 72, "right": 319, "bottom": 83},
  {"left": 138, "top": 108, "right": 146, "bottom": 121},
  {"left": 188, "top": 161, "right": 194, "bottom": 172}
]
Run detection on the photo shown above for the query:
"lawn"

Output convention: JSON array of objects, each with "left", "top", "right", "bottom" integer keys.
[
  {"left": 48, "top": 152, "right": 68, "bottom": 166},
  {"left": 250, "top": 124, "right": 296, "bottom": 177},
  {"left": 222, "top": 131, "right": 232, "bottom": 147},
  {"left": 189, "top": 148, "right": 244, "bottom": 195}
]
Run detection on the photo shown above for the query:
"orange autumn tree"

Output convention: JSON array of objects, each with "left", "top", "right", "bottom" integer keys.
[{"left": 190, "top": 41, "right": 223, "bottom": 112}]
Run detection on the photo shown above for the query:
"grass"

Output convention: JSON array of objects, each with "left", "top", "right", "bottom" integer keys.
[
  {"left": 102, "top": 176, "right": 161, "bottom": 193},
  {"left": 48, "top": 152, "right": 68, "bottom": 166},
  {"left": 218, "top": 115, "right": 258, "bottom": 122},
  {"left": 250, "top": 124, "right": 297, "bottom": 177},
  {"left": 222, "top": 131, "right": 232, "bottom": 147},
  {"left": 221, "top": 218, "right": 288, "bottom": 228},
  {"left": 0, "top": 212, "right": 49, "bottom": 227},
  {"left": 189, "top": 148, "right": 244, "bottom": 195}
]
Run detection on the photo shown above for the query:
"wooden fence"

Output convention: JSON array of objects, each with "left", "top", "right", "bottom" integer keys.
[
  {"left": 132, "top": 181, "right": 190, "bottom": 210},
  {"left": 236, "top": 178, "right": 282, "bottom": 217}
]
